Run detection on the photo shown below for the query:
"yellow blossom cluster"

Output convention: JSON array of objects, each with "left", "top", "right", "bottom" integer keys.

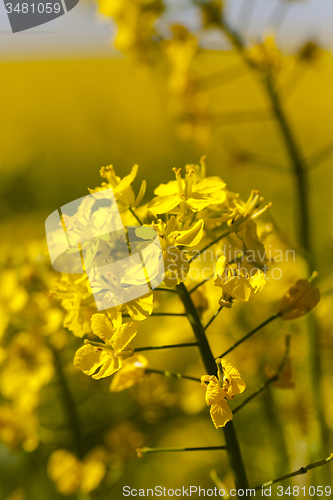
[
  {"left": 0, "top": 242, "right": 61, "bottom": 452},
  {"left": 46, "top": 161, "right": 320, "bottom": 437},
  {"left": 0, "top": 158, "right": 322, "bottom": 497}
]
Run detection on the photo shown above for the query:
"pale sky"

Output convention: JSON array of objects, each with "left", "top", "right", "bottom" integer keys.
[{"left": 0, "top": 0, "right": 333, "bottom": 60}]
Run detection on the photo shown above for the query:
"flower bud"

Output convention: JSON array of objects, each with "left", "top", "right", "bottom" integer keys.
[{"left": 277, "top": 279, "right": 320, "bottom": 320}]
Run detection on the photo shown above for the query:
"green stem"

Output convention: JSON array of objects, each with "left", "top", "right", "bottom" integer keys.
[
  {"left": 190, "top": 274, "right": 214, "bottom": 293},
  {"left": 264, "top": 76, "right": 313, "bottom": 262},
  {"left": 177, "top": 283, "right": 249, "bottom": 493},
  {"left": 189, "top": 229, "right": 232, "bottom": 264},
  {"left": 212, "top": 108, "right": 273, "bottom": 126},
  {"left": 204, "top": 305, "right": 223, "bottom": 331},
  {"left": 51, "top": 346, "right": 84, "bottom": 458},
  {"left": 137, "top": 445, "right": 227, "bottom": 456},
  {"left": 135, "top": 342, "right": 198, "bottom": 352},
  {"left": 123, "top": 312, "right": 187, "bottom": 317},
  {"left": 253, "top": 454, "right": 333, "bottom": 490},
  {"left": 233, "top": 335, "right": 291, "bottom": 415},
  {"left": 146, "top": 368, "right": 201, "bottom": 382},
  {"left": 217, "top": 313, "right": 281, "bottom": 359},
  {"left": 218, "top": 18, "right": 329, "bottom": 478},
  {"left": 198, "top": 62, "right": 247, "bottom": 90},
  {"left": 129, "top": 207, "right": 144, "bottom": 225},
  {"left": 85, "top": 340, "right": 198, "bottom": 352}
]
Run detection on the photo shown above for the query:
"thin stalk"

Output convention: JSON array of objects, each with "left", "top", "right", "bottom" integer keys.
[
  {"left": 219, "top": 20, "right": 312, "bottom": 258},
  {"left": 253, "top": 454, "right": 333, "bottom": 490},
  {"left": 217, "top": 17, "right": 329, "bottom": 478},
  {"left": 189, "top": 229, "right": 232, "bottom": 264},
  {"left": 85, "top": 340, "right": 198, "bottom": 352},
  {"left": 155, "top": 287, "right": 179, "bottom": 293},
  {"left": 135, "top": 342, "right": 198, "bottom": 352},
  {"left": 264, "top": 76, "right": 313, "bottom": 262},
  {"left": 190, "top": 273, "right": 214, "bottom": 293},
  {"left": 204, "top": 305, "right": 223, "bottom": 331},
  {"left": 146, "top": 368, "right": 201, "bottom": 383},
  {"left": 150, "top": 312, "right": 187, "bottom": 317},
  {"left": 217, "top": 313, "right": 281, "bottom": 359},
  {"left": 307, "top": 140, "right": 333, "bottom": 170},
  {"left": 198, "top": 63, "right": 248, "bottom": 90},
  {"left": 178, "top": 283, "right": 249, "bottom": 493},
  {"left": 123, "top": 312, "right": 187, "bottom": 317},
  {"left": 137, "top": 445, "right": 227, "bottom": 456},
  {"left": 129, "top": 207, "right": 144, "bottom": 225},
  {"left": 51, "top": 346, "right": 84, "bottom": 458},
  {"left": 233, "top": 335, "right": 291, "bottom": 415},
  {"left": 212, "top": 109, "right": 273, "bottom": 126}
]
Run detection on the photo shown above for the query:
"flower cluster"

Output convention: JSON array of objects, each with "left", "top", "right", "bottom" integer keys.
[{"left": 0, "top": 160, "right": 323, "bottom": 499}]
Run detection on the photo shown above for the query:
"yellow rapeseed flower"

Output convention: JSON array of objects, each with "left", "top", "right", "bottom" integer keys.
[
  {"left": 98, "top": 0, "right": 164, "bottom": 62},
  {"left": 50, "top": 274, "right": 96, "bottom": 338},
  {"left": 214, "top": 255, "right": 265, "bottom": 307},
  {"left": 48, "top": 448, "right": 106, "bottom": 495},
  {"left": 277, "top": 278, "right": 320, "bottom": 320},
  {"left": 148, "top": 162, "right": 226, "bottom": 219},
  {"left": 110, "top": 354, "right": 148, "bottom": 392},
  {"left": 74, "top": 314, "right": 137, "bottom": 379},
  {"left": 89, "top": 164, "right": 146, "bottom": 212},
  {"left": 151, "top": 216, "right": 205, "bottom": 286},
  {"left": 201, "top": 359, "right": 245, "bottom": 428}
]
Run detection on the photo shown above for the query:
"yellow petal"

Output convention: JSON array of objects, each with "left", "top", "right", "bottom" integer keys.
[
  {"left": 133, "top": 180, "right": 147, "bottom": 208},
  {"left": 47, "top": 450, "right": 81, "bottom": 495},
  {"left": 106, "top": 308, "right": 123, "bottom": 329},
  {"left": 163, "top": 247, "right": 189, "bottom": 287},
  {"left": 154, "top": 180, "right": 180, "bottom": 196},
  {"left": 91, "top": 314, "right": 115, "bottom": 341},
  {"left": 222, "top": 359, "right": 246, "bottom": 398},
  {"left": 210, "top": 401, "right": 233, "bottom": 429},
  {"left": 248, "top": 269, "right": 266, "bottom": 294},
  {"left": 81, "top": 460, "right": 106, "bottom": 494},
  {"left": 110, "top": 354, "right": 148, "bottom": 392},
  {"left": 148, "top": 194, "right": 182, "bottom": 216},
  {"left": 266, "top": 358, "right": 295, "bottom": 389},
  {"left": 174, "top": 220, "right": 204, "bottom": 247},
  {"left": 125, "top": 292, "right": 154, "bottom": 321},
  {"left": 214, "top": 255, "right": 227, "bottom": 281},
  {"left": 203, "top": 375, "right": 225, "bottom": 405},
  {"left": 74, "top": 345, "right": 108, "bottom": 376},
  {"left": 92, "top": 354, "right": 121, "bottom": 379},
  {"left": 186, "top": 195, "right": 214, "bottom": 212},
  {"left": 222, "top": 275, "right": 253, "bottom": 302},
  {"left": 194, "top": 177, "right": 226, "bottom": 194},
  {"left": 114, "top": 164, "right": 138, "bottom": 192},
  {"left": 111, "top": 322, "right": 137, "bottom": 353},
  {"left": 277, "top": 279, "right": 320, "bottom": 320},
  {"left": 237, "top": 219, "right": 266, "bottom": 263}
]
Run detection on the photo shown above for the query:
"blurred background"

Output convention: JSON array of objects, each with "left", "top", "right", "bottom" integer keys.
[{"left": 1, "top": 0, "right": 333, "bottom": 498}]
